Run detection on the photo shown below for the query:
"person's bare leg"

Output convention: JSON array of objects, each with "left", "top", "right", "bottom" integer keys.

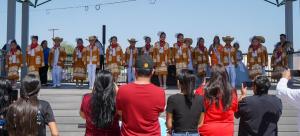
[
  {"left": 158, "top": 75, "right": 163, "bottom": 87},
  {"left": 163, "top": 75, "right": 167, "bottom": 89}
]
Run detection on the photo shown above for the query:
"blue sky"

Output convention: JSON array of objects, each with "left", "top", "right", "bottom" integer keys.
[{"left": 0, "top": 0, "right": 299, "bottom": 53}]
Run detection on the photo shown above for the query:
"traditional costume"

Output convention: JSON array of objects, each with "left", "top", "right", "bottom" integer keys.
[
  {"left": 26, "top": 41, "right": 44, "bottom": 75},
  {"left": 49, "top": 37, "right": 67, "bottom": 87},
  {"left": 234, "top": 46, "right": 250, "bottom": 87},
  {"left": 85, "top": 36, "right": 100, "bottom": 89},
  {"left": 124, "top": 38, "right": 138, "bottom": 83},
  {"left": 106, "top": 37, "right": 123, "bottom": 82},
  {"left": 222, "top": 36, "right": 237, "bottom": 87},
  {"left": 209, "top": 43, "right": 223, "bottom": 66},
  {"left": 247, "top": 38, "right": 265, "bottom": 80},
  {"left": 6, "top": 47, "right": 23, "bottom": 82},
  {"left": 256, "top": 36, "right": 268, "bottom": 75},
  {"left": 173, "top": 33, "right": 189, "bottom": 74},
  {"left": 271, "top": 45, "right": 288, "bottom": 80},
  {"left": 185, "top": 38, "right": 194, "bottom": 71},
  {"left": 194, "top": 41, "right": 209, "bottom": 77},
  {"left": 141, "top": 36, "right": 154, "bottom": 58},
  {"left": 72, "top": 39, "right": 86, "bottom": 87}
]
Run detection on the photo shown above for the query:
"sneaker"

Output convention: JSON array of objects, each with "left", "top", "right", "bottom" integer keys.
[
  {"left": 163, "top": 85, "right": 167, "bottom": 90},
  {"left": 52, "top": 85, "right": 57, "bottom": 88},
  {"left": 76, "top": 85, "right": 79, "bottom": 88}
]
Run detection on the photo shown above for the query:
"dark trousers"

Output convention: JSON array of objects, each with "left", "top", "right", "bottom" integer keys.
[
  {"left": 39, "top": 64, "right": 49, "bottom": 84},
  {"left": 100, "top": 55, "right": 104, "bottom": 70}
]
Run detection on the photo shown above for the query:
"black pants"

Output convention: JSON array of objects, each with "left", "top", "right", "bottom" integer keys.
[
  {"left": 39, "top": 64, "right": 49, "bottom": 84},
  {"left": 100, "top": 55, "right": 104, "bottom": 70}
]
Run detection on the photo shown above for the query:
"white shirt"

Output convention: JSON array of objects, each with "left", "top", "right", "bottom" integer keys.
[
  {"left": 53, "top": 48, "right": 60, "bottom": 66},
  {"left": 277, "top": 78, "right": 300, "bottom": 131}
]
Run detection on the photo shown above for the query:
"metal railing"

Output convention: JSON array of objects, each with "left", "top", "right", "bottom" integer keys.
[{"left": 0, "top": 51, "right": 299, "bottom": 85}]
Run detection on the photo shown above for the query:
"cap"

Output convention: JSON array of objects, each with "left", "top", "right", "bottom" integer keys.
[{"left": 135, "top": 55, "right": 154, "bottom": 70}]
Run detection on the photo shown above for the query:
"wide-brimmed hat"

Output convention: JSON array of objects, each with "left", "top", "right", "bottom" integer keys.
[
  {"left": 52, "top": 37, "right": 63, "bottom": 42},
  {"left": 255, "top": 36, "right": 265, "bottom": 43},
  {"left": 87, "top": 36, "right": 97, "bottom": 41},
  {"left": 222, "top": 36, "right": 234, "bottom": 42},
  {"left": 128, "top": 38, "right": 138, "bottom": 43},
  {"left": 184, "top": 38, "right": 193, "bottom": 44}
]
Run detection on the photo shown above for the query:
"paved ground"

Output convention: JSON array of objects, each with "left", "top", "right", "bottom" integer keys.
[{"left": 39, "top": 84, "right": 300, "bottom": 136}]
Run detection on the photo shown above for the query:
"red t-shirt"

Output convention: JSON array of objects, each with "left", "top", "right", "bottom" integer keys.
[
  {"left": 80, "top": 93, "right": 120, "bottom": 136},
  {"left": 116, "top": 83, "right": 165, "bottom": 136},
  {"left": 195, "top": 85, "right": 238, "bottom": 136}
]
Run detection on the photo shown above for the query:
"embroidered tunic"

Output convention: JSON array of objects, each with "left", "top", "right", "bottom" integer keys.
[
  {"left": 221, "top": 46, "right": 237, "bottom": 66},
  {"left": 209, "top": 44, "right": 223, "bottom": 66},
  {"left": 6, "top": 50, "right": 23, "bottom": 80},
  {"left": 26, "top": 45, "right": 44, "bottom": 74},
  {"left": 194, "top": 46, "right": 209, "bottom": 77},
  {"left": 153, "top": 41, "right": 170, "bottom": 76},
  {"left": 271, "top": 46, "right": 288, "bottom": 80},
  {"left": 106, "top": 44, "right": 123, "bottom": 75},
  {"left": 48, "top": 47, "right": 67, "bottom": 68},
  {"left": 247, "top": 45, "right": 264, "bottom": 80},
  {"left": 173, "top": 42, "right": 189, "bottom": 74},
  {"left": 73, "top": 47, "right": 86, "bottom": 80}
]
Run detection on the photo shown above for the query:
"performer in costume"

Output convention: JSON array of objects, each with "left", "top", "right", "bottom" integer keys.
[
  {"left": 84, "top": 36, "right": 100, "bottom": 90},
  {"left": 247, "top": 36, "right": 265, "bottom": 80},
  {"left": 275, "top": 34, "right": 293, "bottom": 63},
  {"left": 193, "top": 37, "right": 209, "bottom": 82},
  {"left": 209, "top": 36, "right": 223, "bottom": 66},
  {"left": 6, "top": 40, "right": 23, "bottom": 89},
  {"left": 256, "top": 36, "right": 268, "bottom": 75},
  {"left": 221, "top": 36, "right": 237, "bottom": 87},
  {"left": 153, "top": 32, "right": 170, "bottom": 89},
  {"left": 106, "top": 36, "right": 123, "bottom": 83},
  {"left": 72, "top": 38, "right": 86, "bottom": 88},
  {"left": 141, "top": 36, "right": 154, "bottom": 58},
  {"left": 49, "top": 37, "right": 67, "bottom": 88},
  {"left": 172, "top": 33, "right": 189, "bottom": 75},
  {"left": 233, "top": 42, "right": 250, "bottom": 87},
  {"left": 271, "top": 44, "right": 288, "bottom": 80},
  {"left": 124, "top": 38, "right": 138, "bottom": 83},
  {"left": 26, "top": 36, "right": 44, "bottom": 75},
  {"left": 184, "top": 38, "right": 194, "bottom": 71}
]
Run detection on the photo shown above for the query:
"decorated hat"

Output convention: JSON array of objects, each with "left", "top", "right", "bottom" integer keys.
[
  {"left": 128, "top": 38, "right": 138, "bottom": 43},
  {"left": 255, "top": 36, "right": 265, "bottom": 43},
  {"left": 87, "top": 36, "right": 97, "bottom": 41},
  {"left": 184, "top": 38, "right": 193, "bottom": 44},
  {"left": 135, "top": 55, "right": 154, "bottom": 70},
  {"left": 222, "top": 36, "right": 234, "bottom": 42},
  {"left": 52, "top": 37, "right": 63, "bottom": 42}
]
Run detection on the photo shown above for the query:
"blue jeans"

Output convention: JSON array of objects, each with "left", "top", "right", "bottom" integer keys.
[{"left": 172, "top": 132, "right": 199, "bottom": 136}]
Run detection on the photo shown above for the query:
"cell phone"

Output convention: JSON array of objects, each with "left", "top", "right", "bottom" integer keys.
[
  {"left": 243, "top": 81, "right": 253, "bottom": 88},
  {"left": 290, "top": 70, "right": 300, "bottom": 77}
]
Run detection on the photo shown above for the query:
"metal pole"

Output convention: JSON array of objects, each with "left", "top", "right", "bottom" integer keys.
[
  {"left": 6, "top": 0, "right": 16, "bottom": 43},
  {"left": 285, "top": 0, "right": 293, "bottom": 69},
  {"left": 49, "top": 28, "right": 59, "bottom": 39},
  {"left": 21, "top": 1, "right": 30, "bottom": 80}
]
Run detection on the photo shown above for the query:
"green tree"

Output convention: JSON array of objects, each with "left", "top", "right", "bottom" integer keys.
[{"left": 61, "top": 42, "right": 75, "bottom": 55}]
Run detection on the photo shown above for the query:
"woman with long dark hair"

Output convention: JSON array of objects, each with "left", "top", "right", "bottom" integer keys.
[
  {"left": 6, "top": 73, "right": 59, "bottom": 136},
  {"left": 166, "top": 70, "right": 205, "bottom": 136},
  {"left": 195, "top": 64, "right": 238, "bottom": 136},
  {"left": 80, "top": 70, "right": 120, "bottom": 136},
  {"left": 0, "top": 79, "right": 13, "bottom": 136}
]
